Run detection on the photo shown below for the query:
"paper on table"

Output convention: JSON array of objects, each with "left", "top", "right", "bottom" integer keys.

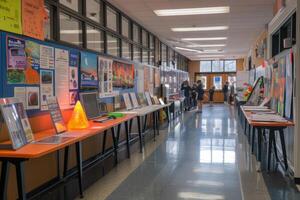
[{"left": 251, "top": 114, "right": 287, "bottom": 122}]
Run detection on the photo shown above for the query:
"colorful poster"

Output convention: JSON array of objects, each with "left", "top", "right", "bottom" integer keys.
[
  {"left": 154, "top": 68, "right": 161, "bottom": 88},
  {"left": 40, "top": 70, "right": 54, "bottom": 111},
  {"left": 144, "top": 67, "right": 150, "bottom": 92},
  {"left": 80, "top": 52, "right": 98, "bottom": 88},
  {"left": 22, "top": 0, "right": 47, "bottom": 40},
  {"left": 55, "top": 48, "right": 70, "bottom": 109},
  {"left": 285, "top": 53, "right": 293, "bottom": 118},
  {"left": 7, "top": 37, "right": 26, "bottom": 84},
  {"left": 278, "top": 57, "right": 286, "bottom": 116},
  {"left": 14, "top": 87, "right": 26, "bottom": 108},
  {"left": 271, "top": 67, "right": 279, "bottom": 111},
  {"left": 69, "top": 67, "right": 78, "bottom": 90},
  {"left": 47, "top": 97, "right": 67, "bottom": 133},
  {"left": 0, "top": 0, "right": 22, "bottom": 34},
  {"left": 40, "top": 45, "right": 54, "bottom": 69},
  {"left": 112, "top": 61, "right": 135, "bottom": 88},
  {"left": 69, "top": 51, "right": 79, "bottom": 105},
  {"left": 26, "top": 87, "right": 40, "bottom": 110},
  {"left": 98, "top": 56, "right": 114, "bottom": 97},
  {"left": 14, "top": 102, "right": 34, "bottom": 142},
  {"left": 25, "top": 40, "right": 40, "bottom": 84}
]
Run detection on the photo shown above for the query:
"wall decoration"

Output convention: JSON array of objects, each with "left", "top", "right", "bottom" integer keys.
[
  {"left": 40, "top": 70, "right": 54, "bottom": 110},
  {"left": 69, "top": 67, "right": 78, "bottom": 90},
  {"left": 25, "top": 40, "right": 40, "bottom": 84},
  {"left": 40, "top": 45, "right": 54, "bottom": 69},
  {"left": 98, "top": 56, "right": 114, "bottom": 97},
  {"left": 14, "top": 87, "right": 26, "bottom": 107},
  {"left": 80, "top": 52, "right": 98, "bottom": 88},
  {"left": 55, "top": 48, "right": 70, "bottom": 109},
  {"left": 154, "top": 68, "right": 161, "bottom": 88},
  {"left": 285, "top": 53, "right": 293, "bottom": 118},
  {"left": 69, "top": 51, "right": 79, "bottom": 105},
  {"left": 7, "top": 36, "right": 26, "bottom": 84},
  {"left": 22, "top": 0, "right": 47, "bottom": 40},
  {"left": 112, "top": 61, "right": 135, "bottom": 88},
  {"left": 271, "top": 67, "right": 279, "bottom": 111},
  {"left": 26, "top": 87, "right": 40, "bottom": 110},
  {"left": 0, "top": 0, "right": 22, "bottom": 34},
  {"left": 278, "top": 57, "right": 286, "bottom": 116},
  {"left": 144, "top": 67, "right": 150, "bottom": 92}
]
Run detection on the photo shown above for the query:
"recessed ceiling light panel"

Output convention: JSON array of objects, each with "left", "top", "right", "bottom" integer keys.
[
  {"left": 172, "top": 26, "right": 228, "bottom": 32},
  {"left": 187, "top": 44, "right": 226, "bottom": 47},
  {"left": 182, "top": 37, "right": 227, "bottom": 41},
  {"left": 154, "top": 7, "right": 230, "bottom": 16}
]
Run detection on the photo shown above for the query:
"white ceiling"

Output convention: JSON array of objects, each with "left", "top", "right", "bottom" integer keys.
[{"left": 107, "top": 0, "right": 274, "bottom": 60}]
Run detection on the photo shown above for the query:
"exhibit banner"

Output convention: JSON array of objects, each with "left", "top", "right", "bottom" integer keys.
[
  {"left": 98, "top": 56, "right": 115, "bottom": 97},
  {"left": 22, "top": 0, "right": 47, "bottom": 40},
  {"left": 80, "top": 52, "right": 98, "bottom": 89},
  {"left": 0, "top": 0, "right": 22, "bottom": 34},
  {"left": 112, "top": 60, "right": 135, "bottom": 88}
]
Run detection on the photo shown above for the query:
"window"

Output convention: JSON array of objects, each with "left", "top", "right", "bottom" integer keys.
[
  {"left": 142, "top": 50, "right": 149, "bottom": 64},
  {"left": 142, "top": 29, "right": 148, "bottom": 47},
  {"left": 149, "top": 34, "right": 154, "bottom": 50},
  {"left": 196, "top": 75, "right": 207, "bottom": 90},
  {"left": 59, "top": 12, "right": 82, "bottom": 46},
  {"left": 86, "top": 25, "right": 103, "bottom": 52},
  {"left": 86, "top": 0, "right": 101, "bottom": 23},
  {"left": 228, "top": 75, "right": 236, "bottom": 88},
  {"left": 122, "top": 41, "right": 131, "bottom": 60},
  {"left": 169, "top": 49, "right": 174, "bottom": 67},
  {"left": 121, "top": 16, "right": 129, "bottom": 37},
  {"left": 44, "top": 5, "right": 51, "bottom": 39},
  {"left": 133, "top": 24, "right": 140, "bottom": 43},
  {"left": 150, "top": 50, "right": 155, "bottom": 65},
  {"left": 106, "top": 6, "right": 118, "bottom": 31},
  {"left": 212, "top": 60, "right": 224, "bottom": 72},
  {"left": 224, "top": 60, "right": 237, "bottom": 72},
  {"left": 200, "top": 61, "right": 212, "bottom": 72},
  {"left": 133, "top": 46, "right": 141, "bottom": 62},
  {"left": 161, "top": 44, "right": 167, "bottom": 66},
  {"left": 60, "top": 0, "right": 80, "bottom": 12},
  {"left": 213, "top": 76, "right": 222, "bottom": 90},
  {"left": 106, "top": 33, "right": 119, "bottom": 57}
]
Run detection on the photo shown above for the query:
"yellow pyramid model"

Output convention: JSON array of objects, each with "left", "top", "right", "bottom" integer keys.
[{"left": 68, "top": 101, "right": 89, "bottom": 130}]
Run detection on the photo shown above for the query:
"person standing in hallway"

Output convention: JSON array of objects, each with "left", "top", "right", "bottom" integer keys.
[
  {"left": 196, "top": 80, "right": 205, "bottom": 112},
  {"left": 209, "top": 86, "right": 215, "bottom": 106},
  {"left": 191, "top": 83, "right": 198, "bottom": 109},
  {"left": 181, "top": 80, "right": 191, "bottom": 111},
  {"left": 222, "top": 81, "right": 229, "bottom": 103}
]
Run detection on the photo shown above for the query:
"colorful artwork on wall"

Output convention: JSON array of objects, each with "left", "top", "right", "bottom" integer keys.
[
  {"left": 80, "top": 52, "right": 98, "bottom": 89},
  {"left": 112, "top": 61, "right": 135, "bottom": 88}
]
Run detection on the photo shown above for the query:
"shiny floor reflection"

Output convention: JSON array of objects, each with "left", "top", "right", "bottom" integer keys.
[{"left": 107, "top": 105, "right": 243, "bottom": 200}]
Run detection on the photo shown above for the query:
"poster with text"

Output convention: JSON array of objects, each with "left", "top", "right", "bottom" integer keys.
[
  {"left": 80, "top": 52, "right": 98, "bottom": 88},
  {"left": 285, "top": 53, "right": 293, "bottom": 119},
  {"left": 26, "top": 87, "right": 40, "bottom": 110},
  {"left": 25, "top": 40, "right": 40, "bottom": 84},
  {"left": 22, "top": 0, "right": 47, "bottom": 40},
  {"left": 98, "top": 56, "right": 114, "bottom": 97},
  {"left": 112, "top": 61, "right": 135, "bottom": 88},
  {"left": 0, "top": 0, "right": 22, "bottom": 34},
  {"left": 55, "top": 48, "right": 70, "bottom": 109},
  {"left": 7, "top": 37, "right": 26, "bottom": 84},
  {"left": 40, "top": 45, "right": 54, "bottom": 69},
  {"left": 40, "top": 70, "right": 54, "bottom": 110},
  {"left": 278, "top": 57, "right": 286, "bottom": 116}
]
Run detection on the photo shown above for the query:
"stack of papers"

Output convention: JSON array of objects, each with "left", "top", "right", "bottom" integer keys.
[
  {"left": 242, "top": 106, "right": 270, "bottom": 111},
  {"left": 250, "top": 114, "right": 288, "bottom": 122}
]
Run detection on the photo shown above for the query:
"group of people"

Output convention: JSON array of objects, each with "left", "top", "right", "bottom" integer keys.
[
  {"left": 181, "top": 80, "right": 215, "bottom": 113},
  {"left": 181, "top": 80, "right": 235, "bottom": 113}
]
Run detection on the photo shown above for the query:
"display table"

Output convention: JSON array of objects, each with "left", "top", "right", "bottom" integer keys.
[
  {"left": 240, "top": 107, "right": 294, "bottom": 171},
  {"left": 0, "top": 114, "right": 136, "bottom": 200}
]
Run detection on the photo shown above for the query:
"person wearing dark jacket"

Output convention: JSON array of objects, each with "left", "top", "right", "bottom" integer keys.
[
  {"left": 191, "top": 84, "right": 198, "bottom": 108},
  {"left": 196, "top": 80, "right": 204, "bottom": 112},
  {"left": 209, "top": 86, "right": 215, "bottom": 106},
  {"left": 181, "top": 80, "right": 191, "bottom": 111},
  {"left": 222, "top": 82, "right": 229, "bottom": 103}
]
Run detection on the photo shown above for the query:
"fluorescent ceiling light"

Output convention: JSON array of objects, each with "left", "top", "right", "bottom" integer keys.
[
  {"left": 196, "top": 55, "right": 225, "bottom": 57},
  {"left": 182, "top": 37, "right": 227, "bottom": 41},
  {"left": 175, "top": 47, "right": 200, "bottom": 52},
  {"left": 202, "top": 49, "right": 224, "bottom": 53},
  {"left": 154, "top": 6, "right": 230, "bottom": 16},
  {"left": 187, "top": 44, "right": 226, "bottom": 47},
  {"left": 60, "top": 29, "right": 100, "bottom": 34},
  {"left": 172, "top": 26, "right": 228, "bottom": 32}
]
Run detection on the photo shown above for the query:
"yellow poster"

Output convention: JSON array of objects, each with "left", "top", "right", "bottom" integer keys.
[{"left": 0, "top": 0, "right": 22, "bottom": 34}]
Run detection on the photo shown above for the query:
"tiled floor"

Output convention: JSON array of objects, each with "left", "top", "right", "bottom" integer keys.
[{"left": 79, "top": 104, "right": 300, "bottom": 200}]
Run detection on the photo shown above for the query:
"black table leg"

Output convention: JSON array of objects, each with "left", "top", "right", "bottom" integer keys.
[
  {"left": 14, "top": 160, "right": 26, "bottom": 200},
  {"left": 116, "top": 124, "right": 121, "bottom": 143},
  {"left": 111, "top": 127, "right": 118, "bottom": 165},
  {"left": 156, "top": 111, "right": 160, "bottom": 135},
  {"left": 129, "top": 119, "right": 133, "bottom": 137},
  {"left": 251, "top": 127, "right": 255, "bottom": 153},
  {"left": 102, "top": 130, "right": 107, "bottom": 154},
  {"left": 137, "top": 116, "right": 143, "bottom": 153},
  {"left": 75, "top": 142, "right": 84, "bottom": 198},
  {"left": 272, "top": 132, "right": 279, "bottom": 161},
  {"left": 0, "top": 160, "right": 9, "bottom": 200},
  {"left": 257, "top": 128, "right": 262, "bottom": 163},
  {"left": 268, "top": 129, "right": 274, "bottom": 171},
  {"left": 152, "top": 112, "right": 156, "bottom": 141},
  {"left": 63, "top": 146, "right": 69, "bottom": 177},
  {"left": 143, "top": 115, "right": 148, "bottom": 133},
  {"left": 125, "top": 121, "right": 130, "bottom": 158},
  {"left": 279, "top": 129, "right": 288, "bottom": 171}
]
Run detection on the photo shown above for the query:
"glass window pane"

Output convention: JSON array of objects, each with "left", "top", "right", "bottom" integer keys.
[
  {"left": 44, "top": 5, "right": 51, "bottom": 39},
  {"left": 161, "top": 44, "right": 167, "bottom": 66},
  {"left": 213, "top": 76, "right": 222, "bottom": 90},
  {"left": 133, "top": 24, "right": 140, "bottom": 43},
  {"left": 200, "top": 61, "right": 212, "bottom": 72},
  {"left": 59, "top": 12, "right": 82, "bottom": 46},
  {"left": 107, "top": 33, "right": 119, "bottom": 57},
  {"left": 196, "top": 75, "right": 207, "bottom": 90},
  {"left": 149, "top": 35, "right": 154, "bottom": 50},
  {"left": 60, "top": 0, "right": 79, "bottom": 12},
  {"left": 133, "top": 46, "right": 141, "bottom": 62},
  {"left": 212, "top": 60, "right": 224, "bottom": 72},
  {"left": 121, "top": 17, "right": 129, "bottom": 37},
  {"left": 86, "top": 25, "right": 103, "bottom": 52},
  {"left": 122, "top": 41, "right": 131, "bottom": 60},
  {"left": 142, "top": 50, "right": 149, "bottom": 64},
  {"left": 150, "top": 50, "right": 155, "bottom": 65},
  {"left": 106, "top": 6, "right": 117, "bottom": 31},
  {"left": 142, "top": 29, "right": 148, "bottom": 47},
  {"left": 86, "top": 0, "right": 101, "bottom": 23},
  {"left": 225, "top": 60, "right": 237, "bottom": 72},
  {"left": 228, "top": 75, "right": 236, "bottom": 88}
]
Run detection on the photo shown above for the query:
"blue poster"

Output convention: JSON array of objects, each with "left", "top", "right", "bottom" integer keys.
[
  {"left": 80, "top": 52, "right": 98, "bottom": 88},
  {"left": 69, "top": 51, "right": 79, "bottom": 68}
]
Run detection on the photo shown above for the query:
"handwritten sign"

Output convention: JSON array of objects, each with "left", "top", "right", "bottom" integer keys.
[{"left": 0, "top": 0, "right": 22, "bottom": 34}]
